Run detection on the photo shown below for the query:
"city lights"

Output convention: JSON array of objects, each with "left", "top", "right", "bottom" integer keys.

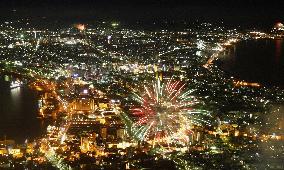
[{"left": 0, "top": 13, "right": 283, "bottom": 169}]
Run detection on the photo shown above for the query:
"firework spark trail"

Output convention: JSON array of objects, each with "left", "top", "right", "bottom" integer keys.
[{"left": 124, "top": 78, "right": 211, "bottom": 145}]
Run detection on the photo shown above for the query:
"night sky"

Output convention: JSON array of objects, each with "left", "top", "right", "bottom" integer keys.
[{"left": 0, "top": 0, "right": 283, "bottom": 29}]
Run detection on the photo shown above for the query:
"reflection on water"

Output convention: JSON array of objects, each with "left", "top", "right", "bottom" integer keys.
[
  {"left": 221, "top": 38, "right": 284, "bottom": 87},
  {"left": 0, "top": 77, "right": 48, "bottom": 143},
  {"left": 10, "top": 87, "right": 21, "bottom": 112},
  {"left": 275, "top": 39, "right": 282, "bottom": 63}
]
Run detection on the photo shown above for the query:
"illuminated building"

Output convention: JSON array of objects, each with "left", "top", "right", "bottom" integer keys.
[
  {"left": 72, "top": 97, "right": 95, "bottom": 112},
  {"left": 101, "top": 127, "right": 107, "bottom": 140},
  {"left": 274, "top": 22, "right": 284, "bottom": 31}
]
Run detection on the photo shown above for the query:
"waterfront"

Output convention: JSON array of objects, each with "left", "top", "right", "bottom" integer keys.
[
  {"left": 0, "top": 76, "right": 46, "bottom": 143},
  {"left": 0, "top": 17, "right": 283, "bottom": 168},
  {"left": 1, "top": 39, "right": 284, "bottom": 144},
  {"left": 220, "top": 38, "right": 284, "bottom": 87}
]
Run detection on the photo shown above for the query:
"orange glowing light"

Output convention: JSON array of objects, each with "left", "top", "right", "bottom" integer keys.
[
  {"left": 75, "top": 24, "right": 86, "bottom": 31},
  {"left": 233, "top": 80, "right": 261, "bottom": 87},
  {"left": 275, "top": 22, "right": 284, "bottom": 28}
]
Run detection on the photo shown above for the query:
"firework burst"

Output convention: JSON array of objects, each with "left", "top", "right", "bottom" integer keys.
[{"left": 125, "top": 77, "right": 211, "bottom": 146}]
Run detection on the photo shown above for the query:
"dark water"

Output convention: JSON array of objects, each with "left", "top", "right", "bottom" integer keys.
[
  {"left": 221, "top": 38, "right": 284, "bottom": 87},
  {"left": 0, "top": 77, "right": 46, "bottom": 143}
]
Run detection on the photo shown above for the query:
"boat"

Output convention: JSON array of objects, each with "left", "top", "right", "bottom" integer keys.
[{"left": 10, "top": 81, "right": 23, "bottom": 89}]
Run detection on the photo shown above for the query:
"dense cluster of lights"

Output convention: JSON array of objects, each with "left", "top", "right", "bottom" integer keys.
[{"left": 1, "top": 19, "right": 284, "bottom": 169}]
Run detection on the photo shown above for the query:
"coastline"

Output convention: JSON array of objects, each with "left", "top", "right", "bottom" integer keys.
[
  {"left": 0, "top": 74, "right": 47, "bottom": 144},
  {"left": 203, "top": 38, "right": 263, "bottom": 88},
  {"left": 205, "top": 36, "right": 284, "bottom": 88}
]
